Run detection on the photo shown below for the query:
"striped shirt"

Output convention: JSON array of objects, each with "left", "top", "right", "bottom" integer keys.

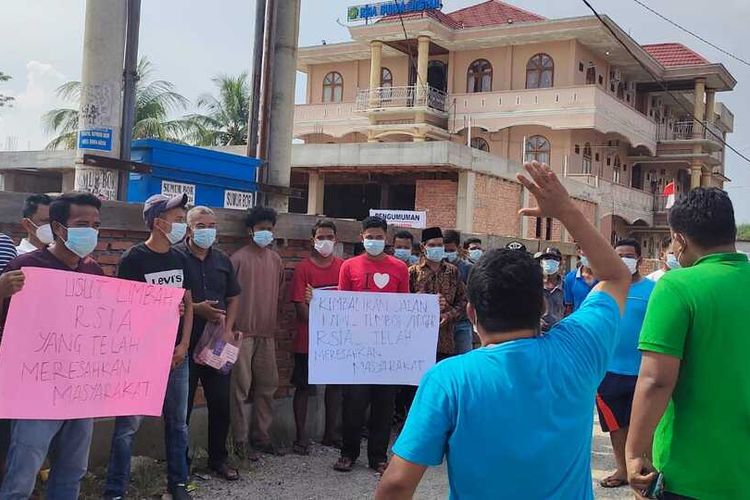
[{"left": 0, "top": 234, "right": 17, "bottom": 273}]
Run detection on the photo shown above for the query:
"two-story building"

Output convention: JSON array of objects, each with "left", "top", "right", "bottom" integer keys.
[{"left": 290, "top": 0, "right": 736, "bottom": 256}]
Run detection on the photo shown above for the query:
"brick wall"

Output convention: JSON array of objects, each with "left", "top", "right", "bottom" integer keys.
[
  {"left": 415, "top": 179, "right": 457, "bottom": 228},
  {"left": 472, "top": 174, "right": 522, "bottom": 236}
]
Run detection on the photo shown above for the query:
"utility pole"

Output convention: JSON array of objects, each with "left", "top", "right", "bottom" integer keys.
[
  {"left": 74, "top": 0, "right": 127, "bottom": 200},
  {"left": 119, "top": 0, "right": 142, "bottom": 201},
  {"left": 263, "top": 0, "right": 301, "bottom": 211},
  {"left": 247, "top": 0, "right": 266, "bottom": 160}
]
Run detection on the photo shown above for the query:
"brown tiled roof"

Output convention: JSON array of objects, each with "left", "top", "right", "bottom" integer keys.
[
  {"left": 642, "top": 43, "right": 709, "bottom": 67},
  {"left": 447, "top": 0, "right": 546, "bottom": 28},
  {"left": 378, "top": 8, "right": 463, "bottom": 29}
]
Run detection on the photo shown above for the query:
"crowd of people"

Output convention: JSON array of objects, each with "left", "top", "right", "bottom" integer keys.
[{"left": 0, "top": 161, "right": 746, "bottom": 500}]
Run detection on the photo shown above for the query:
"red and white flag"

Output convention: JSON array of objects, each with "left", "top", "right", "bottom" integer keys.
[{"left": 663, "top": 181, "right": 676, "bottom": 209}]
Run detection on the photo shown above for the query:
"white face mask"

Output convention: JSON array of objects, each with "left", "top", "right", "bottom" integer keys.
[
  {"left": 35, "top": 223, "right": 54, "bottom": 245},
  {"left": 622, "top": 257, "right": 639, "bottom": 275},
  {"left": 314, "top": 239, "right": 335, "bottom": 257},
  {"left": 579, "top": 255, "right": 590, "bottom": 268}
]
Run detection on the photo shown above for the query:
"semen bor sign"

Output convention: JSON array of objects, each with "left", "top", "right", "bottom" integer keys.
[{"left": 0, "top": 268, "right": 184, "bottom": 419}]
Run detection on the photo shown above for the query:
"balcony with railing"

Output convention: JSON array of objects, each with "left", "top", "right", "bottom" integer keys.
[
  {"left": 567, "top": 173, "right": 654, "bottom": 225},
  {"left": 451, "top": 85, "right": 657, "bottom": 153},
  {"left": 293, "top": 101, "right": 368, "bottom": 139},
  {"left": 657, "top": 120, "right": 724, "bottom": 149},
  {"left": 355, "top": 85, "right": 448, "bottom": 114}
]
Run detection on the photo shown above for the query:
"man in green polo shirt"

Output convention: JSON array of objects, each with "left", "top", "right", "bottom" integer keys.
[{"left": 626, "top": 188, "right": 749, "bottom": 500}]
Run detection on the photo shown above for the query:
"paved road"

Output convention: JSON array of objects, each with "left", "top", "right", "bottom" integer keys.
[{"left": 187, "top": 420, "right": 631, "bottom": 499}]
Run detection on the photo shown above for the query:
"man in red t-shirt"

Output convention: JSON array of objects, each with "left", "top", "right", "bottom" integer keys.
[
  {"left": 290, "top": 220, "right": 344, "bottom": 455},
  {"left": 333, "top": 216, "right": 409, "bottom": 474}
]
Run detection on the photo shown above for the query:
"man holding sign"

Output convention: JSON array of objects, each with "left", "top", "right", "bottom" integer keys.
[
  {"left": 104, "top": 194, "right": 195, "bottom": 500},
  {"left": 333, "top": 216, "right": 410, "bottom": 475},
  {"left": 0, "top": 192, "right": 103, "bottom": 500}
]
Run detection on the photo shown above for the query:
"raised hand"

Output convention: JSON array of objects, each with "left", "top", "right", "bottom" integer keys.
[{"left": 517, "top": 161, "right": 577, "bottom": 221}]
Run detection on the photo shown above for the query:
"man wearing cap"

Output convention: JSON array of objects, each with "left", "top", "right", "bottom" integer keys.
[
  {"left": 535, "top": 247, "right": 565, "bottom": 332},
  {"left": 104, "top": 193, "right": 195, "bottom": 500},
  {"left": 409, "top": 227, "right": 467, "bottom": 362}
]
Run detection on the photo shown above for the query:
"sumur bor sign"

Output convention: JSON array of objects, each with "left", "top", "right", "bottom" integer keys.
[{"left": 348, "top": 0, "right": 442, "bottom": 22}]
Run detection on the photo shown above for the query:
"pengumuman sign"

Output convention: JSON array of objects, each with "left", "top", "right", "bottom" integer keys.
[{"left": 347, "top": 0, "right": 443, "bottom": 22}]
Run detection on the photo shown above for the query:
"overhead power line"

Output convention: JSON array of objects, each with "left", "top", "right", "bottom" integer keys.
[
  {"left": 631, "top": 0, "right": 750, "bottom": 68},
  {"left": 581, "top": 0, "right": 750, "bottom": 166}
]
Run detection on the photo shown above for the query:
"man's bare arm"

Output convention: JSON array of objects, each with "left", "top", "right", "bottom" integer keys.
[{"left": 374, "top": 456, "right": 428, "bottom": 500}]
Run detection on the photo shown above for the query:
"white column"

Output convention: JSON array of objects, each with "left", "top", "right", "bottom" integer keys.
[
  {"left": 416, "top": 36, "right": 430, "bottom": 102},
  {"left": 456, "top": 171, "right": 476, "bottom": 232},
  {"left": 306, "top": 171, "right": 325, "bottom": 215}
]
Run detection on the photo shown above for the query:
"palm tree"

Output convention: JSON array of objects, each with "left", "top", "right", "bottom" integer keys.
[
  {"left": 42, "top": 57, "right": 190, "bottom": 150},
  {"left": 184, "top": 73, "right": 250, "bottom": 146}
]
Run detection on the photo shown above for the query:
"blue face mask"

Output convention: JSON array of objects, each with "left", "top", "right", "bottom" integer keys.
[
  {"left": 65, "top": 227, "right": 98, "bottom": 258},
  {"left": 394, "top": 248, "right": 412, "bottom": 262},
  {"left": 445, "top": 251, "right": 458, "bottom": 262},
  {"left": 193, "top": 228, "right": 217, "bottom": 249},
  {"left": 253, "top": 230, "right": 274, "bottom": 248},
  {"left": 363, "top": 239, "right": 385, "bottom": 256},
  {"left": 166, "top": 222, "right": 187, "bottom": 245},
  {"left": 666, "top": 253, "right": 681, "bottom": 269},
  {"left": 408, "top": 255, "right": 419, "bottom": 265},
  {"left": 541, "top": 259, "right": 560, "bottom": 275},
  {"left": 469, "top": 249, "right": 483, "bottom": 262},
  {"left": 425, "top": 246, "right": 445, "bottom": 262}
]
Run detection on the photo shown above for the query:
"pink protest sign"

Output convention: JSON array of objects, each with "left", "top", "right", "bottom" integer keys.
[{"left": 0, "top": 267, "right": 184, "bottom": 419}]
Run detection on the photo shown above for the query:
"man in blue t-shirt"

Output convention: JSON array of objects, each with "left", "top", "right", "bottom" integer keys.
[
  {"left": 595, "top": 238, "right": 655, "bottom": 490},
  {"left": 375, "top": 162, "right": 631, "bottom": 499},
  {"left": 563, "top": 244, "right": 598, "bottom": 315}
]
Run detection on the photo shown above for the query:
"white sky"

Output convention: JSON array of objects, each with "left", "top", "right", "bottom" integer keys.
[{"left": 0, "top": 0, "right": 748, "bottom": 220}]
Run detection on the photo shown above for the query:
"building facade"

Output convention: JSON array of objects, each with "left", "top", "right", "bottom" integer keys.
[{"left": 290, "top": 0, "right": 736, "bottom": 256}]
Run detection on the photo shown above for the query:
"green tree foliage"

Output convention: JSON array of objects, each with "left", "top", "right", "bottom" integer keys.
[
  {"left": 0, "top": 71, "right": 14, "bottom": 108},
  {"left": 42, "top": 58, "right": 190, "bottom": 149},
  {"left": 184, "top": 73, "right": 250, "bottom": 146}
]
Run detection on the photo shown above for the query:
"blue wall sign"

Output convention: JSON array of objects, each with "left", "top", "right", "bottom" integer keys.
[
  {"left": 78, "top": 128, "right": 113, "bottom": 151},
  {"left": 348, "top": 0, "right": 442, "bottom": 22}
]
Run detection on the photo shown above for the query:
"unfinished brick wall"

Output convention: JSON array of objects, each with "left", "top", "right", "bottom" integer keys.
[
  {"left": 415, "top": 179, "right": 457, "bottom": 228},
  {"left": 472, "top": 174, "right": 522, "bottom": 236}
]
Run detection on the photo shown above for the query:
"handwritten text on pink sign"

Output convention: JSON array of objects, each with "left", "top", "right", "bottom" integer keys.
[{"left": 0, "top": 267, "right": 184, "bottom": 419}]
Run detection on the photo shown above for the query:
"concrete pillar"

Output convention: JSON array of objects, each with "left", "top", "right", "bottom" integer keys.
[
  {"left": 456, "top": 171, "right": 476, "bottom": 232},
  {"left": 369, "top": 41, "right": 382, "bottom": 108},
  {"left": 416, "top": 36, "right": 430, "bottom": 103},
  {"left": 306, "top": 171, "right": 324, "bottom": 215},
  {"left": 706, "top": 90, "right": 716, "bottom": 124},
  {"left": 379, "top": 181, "right": 390, "bottom": 208},
  {"left": 692, "top": 78, "right": 706, "bottom": 139},
  {"left": 74, "top": 0, "right": 127, "bottom": 200},
  {"left": 690, "top": 163, "right": 703, "bottom": 189},
  {"left": 701, "top": 169, "right": 713, "bottom": 188},
  {"left": 446, "top": 50, "right": 455, "bottom": 94},
  {"left": 265, "top": 0, "right": 301, "bottom": 212}
]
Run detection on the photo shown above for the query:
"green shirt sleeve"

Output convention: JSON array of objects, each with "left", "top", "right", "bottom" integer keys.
[{"left": 638, "top": 278, "right": 691, "bottom": 359}]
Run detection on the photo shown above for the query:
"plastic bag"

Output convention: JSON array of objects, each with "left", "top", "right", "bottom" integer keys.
[{"left": 193, "top": 316, "right": 242, "bottom": 375}]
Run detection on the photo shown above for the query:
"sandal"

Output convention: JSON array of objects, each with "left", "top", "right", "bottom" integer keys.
[
  {"left": 211, "top": 462, "right": 240, "bottom": 481},
  {"left": 333, "top": 456, "right": 355, "bottom": 472},
  {"left": 292, "top": 441, "right": 311, "bottom": 456},
  {"left": 599, "top": 475, "right": 628, "bottom": 488}
]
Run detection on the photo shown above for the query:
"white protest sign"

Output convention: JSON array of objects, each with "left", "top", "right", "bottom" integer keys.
[
  {"left": 309, "top": 290, "right": 439, "bottom": 385},
  {"left": 161, "top": 180, "right": 195, "bottom": 205},
  {"left": 369, "top": 209, "right": 427, "bottom": 229}
]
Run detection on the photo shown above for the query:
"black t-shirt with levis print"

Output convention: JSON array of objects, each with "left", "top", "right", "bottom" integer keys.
[{"left": 117, "top": 242, "right": 192, "bottom": 345}]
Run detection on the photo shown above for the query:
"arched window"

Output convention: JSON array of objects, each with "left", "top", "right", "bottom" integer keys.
[
  {"left": 526, "top": 53, "right": 554, "bottom": 89},
  {"left": 525, "top": 135, "right": 550, "bottom": 164},
  {"left": 470, "top": 137, "right": 490, "bottom": 152},
  {"left": 467, "top": 59, "right": 493, "bottom": 93},
  {"left": 322, "top": 72, "right": 343, "bottom": 103},
  {"left": 582, "top": 143, "right": 592, "bottom": 174},
  {"left": 380, "top": 67, "right": 393, "bottom": 87}
]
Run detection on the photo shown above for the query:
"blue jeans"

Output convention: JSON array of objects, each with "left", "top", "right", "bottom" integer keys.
[
  {"left": 0, "top": 418, "right": 93, "bottom": 500},
  {"left": 104, "top": 360, "right": 189, "bottom": 496},
  {"left": 454, "top": 319, "right": 474, "bottom": 355}
]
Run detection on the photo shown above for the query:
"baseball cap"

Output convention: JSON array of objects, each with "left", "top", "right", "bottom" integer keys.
[
  {"left": 539, "top": 246, "right": 562, "bottom": 260},
  {"left": 505, "top": 240, "right": 527, "bottom": 253},
  {"left": 143, "top": 193, "right": 188, "bottom": 229}
]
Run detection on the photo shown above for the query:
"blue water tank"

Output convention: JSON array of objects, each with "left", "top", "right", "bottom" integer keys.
[{"left": 128, "top": 139, "right": 259, "bottom": 210}]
